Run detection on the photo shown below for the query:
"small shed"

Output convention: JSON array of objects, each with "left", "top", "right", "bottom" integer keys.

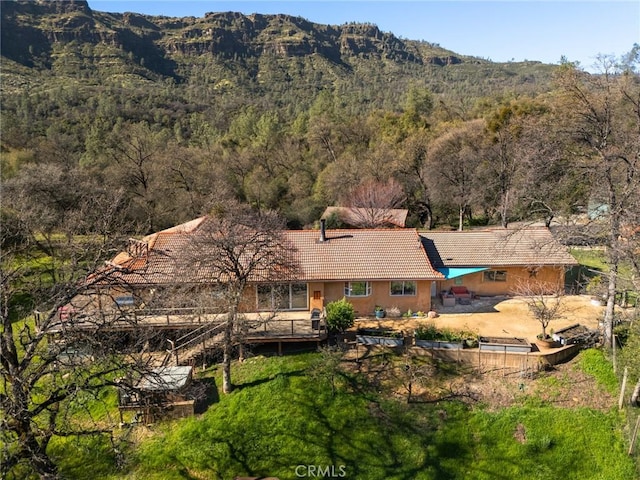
[{"left": 118, "top": 366, "right": 195, "bottom": 423}]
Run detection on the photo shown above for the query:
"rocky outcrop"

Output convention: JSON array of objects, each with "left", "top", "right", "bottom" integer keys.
[
  {"left": 426, "top": 55, "right": 463, "bottom": 66},
  {"left": 1, "top": 0, "right": 474, "bottom": 76}
]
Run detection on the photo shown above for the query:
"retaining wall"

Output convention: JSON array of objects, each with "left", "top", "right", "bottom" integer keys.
[{"left": 355, "top": 343, "right": 579, "bottom": 373}]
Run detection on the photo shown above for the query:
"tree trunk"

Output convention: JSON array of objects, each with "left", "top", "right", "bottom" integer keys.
[
  {"left": 603, "top": 261, "right": 617, "bottom": 349},
  {"left": 458, "top": 205, "right": 464, "bottom": 231},
  {"left": 500, "top": 190, "right": 509, "bottom": 228},
  {"left": 21, "top": 428, "right": 58, "bottom": 480},
  {"left": 222, "top": 317, "right": 234, "bottom": 394}
]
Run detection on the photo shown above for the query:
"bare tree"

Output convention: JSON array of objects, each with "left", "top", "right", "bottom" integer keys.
[
  {"left": 0, "top": 225, "right": 157, "bottom": 479},
  {"left": 401, "top": 352, "right": 435, "bottom": 403},
  {"left": 185, "top": 203, "right": 299, "bottom": 393},
  {"left": 342, "top": 178, "right": 407, "bottom": 228},
  {"left": 556, "top": 56, "right": 640, "bottom": 348},
  {"left": 104, "top": 122, "right": 170, "bottom": 232},
  {"left": 482, "top": 100, "right": 549, "bottom": 228},
  {"left": 308, "top": 346, "right": 345, "bottom": 397},
  {"left": 512, "top": 278, "right": 566, "bottom": 340}
]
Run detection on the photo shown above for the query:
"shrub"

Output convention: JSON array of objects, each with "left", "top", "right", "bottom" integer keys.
[
  {"left": 414, "top": 323, "right": 440, "bottom": 341},
  {"left": 414, "top": 323, "right": 476, "bottom": 343},
  {"left": 325, "top": 297, "right": 355, "bottom": 333}
]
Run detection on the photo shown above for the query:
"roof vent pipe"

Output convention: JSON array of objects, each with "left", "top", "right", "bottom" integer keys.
[{"left": 319, "top": 218, "right": 327, "bottom": 242}]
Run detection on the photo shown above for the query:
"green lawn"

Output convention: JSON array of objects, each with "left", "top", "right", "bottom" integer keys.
[
  {"left": 570, "top": 248, "right": 638, "bottom": 305},
  {"left": 47, "top": 350, "right": 636, "bottom": 480},
  {"left": 569, "top": 248, "right": 608, "bottom": 271}
]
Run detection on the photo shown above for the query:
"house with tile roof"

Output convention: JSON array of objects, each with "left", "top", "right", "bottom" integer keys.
[
  {"left": 71, "top": 219, "right": 578, "bottom": 332},
  {"left": 95, "top": 217, "right": 443, "bottom": 319},
  {"left": 421, "top": 228, "right": 578, "bottom": 298}
]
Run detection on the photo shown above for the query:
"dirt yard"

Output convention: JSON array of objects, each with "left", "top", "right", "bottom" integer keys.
[{"left": 353, "top": 294, "right": 604, "bottom": 344}]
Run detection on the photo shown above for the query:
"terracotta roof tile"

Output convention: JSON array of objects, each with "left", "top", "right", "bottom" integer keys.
[
  {"left": 285, "top": 229, "right": 442, "bottom": 281},
  {"left": 421, "top": 228, "right": 578, "bottom": 268},
  {"left": 104, "top": 219, "right": 442, "bottom": 285}
]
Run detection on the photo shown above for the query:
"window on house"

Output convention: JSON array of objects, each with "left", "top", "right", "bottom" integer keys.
[
  {"left": 390, "top": 281, "right": 416, "bottom": 296},
  {"left": 344, "top": 281, "right": 371, "bottom": 297},
  {"left": 483, "top": 270, "right": 507, "bottom": 282},
  {"left": 115, "top": 295, "right": 135, "bottom": 306},
  {"left": 291, "top": 283, "right": 308, "bottom": 309},
  {"left": 257, "top": 283, "right": 308, "bottom": 310},
  {"left": 257, "top": 285, "right": 272, "bottom": 310}
]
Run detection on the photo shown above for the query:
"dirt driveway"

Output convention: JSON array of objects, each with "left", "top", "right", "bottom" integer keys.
[{"left": 354, "top": 295, "right": 604, "bottom": 343}]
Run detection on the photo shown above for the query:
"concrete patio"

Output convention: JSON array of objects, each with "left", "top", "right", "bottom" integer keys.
[{"left": 353, "top": 295, "right": 604, "bottom": 345}]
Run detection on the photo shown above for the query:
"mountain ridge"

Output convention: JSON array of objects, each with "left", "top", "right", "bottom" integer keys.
[{"left": 2, "top": 0, "right": 553, "bottom": 96}]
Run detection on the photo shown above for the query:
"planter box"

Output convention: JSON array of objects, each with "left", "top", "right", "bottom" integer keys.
[
  {"left": 415, "top": 339, "right": 463, "bottom": 350},
  {"left": 441, "top": 295, "right": 456, "bottom": 307},
  {"left": 552, "top": 323, "right": 590, "bottom": 346},
  {"left": 479, "top": 336, "right": 532, "bottom": 353},
  {"left": 357, "top": 335, "right": 403, "bottom": 347}
]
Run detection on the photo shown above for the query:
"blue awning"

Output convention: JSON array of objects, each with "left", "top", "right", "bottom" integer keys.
[{"left": 437, "top": 267, "right": 488, "bottom": 279}]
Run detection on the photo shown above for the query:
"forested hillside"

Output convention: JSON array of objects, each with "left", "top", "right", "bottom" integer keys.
[
  {"left": 1, "top": 0, "right": 638, "bottom": 236},
  {"left": 2, "top": 4, "right": 640, "bottom": 478}
]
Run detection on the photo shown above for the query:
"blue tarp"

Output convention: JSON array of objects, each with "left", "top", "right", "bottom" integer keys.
[{"left": 437, "top": 267, "right": 488, "bottom": 279}]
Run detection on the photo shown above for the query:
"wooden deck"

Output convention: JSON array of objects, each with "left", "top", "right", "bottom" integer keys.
[{"left": 41, "top": 308, "right": 327, "bottom": 344}]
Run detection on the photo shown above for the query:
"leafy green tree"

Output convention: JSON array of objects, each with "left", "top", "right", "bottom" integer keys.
[
  {"left": 427, "top": 119, "right": 485, "bottom": 230},
  {"left": 402, "top": 86, "right": 434, "bottom": 130},
  {"left": 397, "top": 133, "right": 436, "bottom": 228}
]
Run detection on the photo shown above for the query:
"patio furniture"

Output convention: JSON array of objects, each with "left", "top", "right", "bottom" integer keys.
[
  {"left": 441, "top": 293, "right": 456, "bottom": 307},
  {"left": 449, "top": 286, "right": 473, "bottom": 303}
]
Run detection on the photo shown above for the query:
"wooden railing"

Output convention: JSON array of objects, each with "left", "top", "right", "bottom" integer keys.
[
  {"left": 163, "top": 321, "right": 228, "bottom": 366},
  {"left": 45, "top": 307, "right": 327, "bottom": 341}
]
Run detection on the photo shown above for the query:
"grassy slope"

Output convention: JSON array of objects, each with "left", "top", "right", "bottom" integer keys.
[
  {"left": 50, "top": 350, "right": 634, "bottom": 480},
  {"left": 570, "top": 248, "right": 638, "bottom": 303}
]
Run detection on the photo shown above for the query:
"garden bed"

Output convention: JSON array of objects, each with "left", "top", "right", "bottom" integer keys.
[
  {"left": 479, "top": 336, "right": 532, "bottom": 353},
  {"left": 415, "top": 339, "right": 463, "bottom": 350},
  {"left": 552, "top": 324, "right": 596, "bottom": 346},
  {"left": 413, "top": 323, "right": 477, "bottom": 350},
  {"left": 356, "top": 329, "right": 404, "bottom": 347}
]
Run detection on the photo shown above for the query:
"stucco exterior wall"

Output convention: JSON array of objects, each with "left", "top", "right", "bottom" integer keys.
[
  {"left": 109, "top": 279, "right": 435, "bottom": 317},
  {"left": 323, "top": 280, "right": 433, "bottom": 316},
  {"left": 437, "top": 266, "right": 566, "bottom": 296}
]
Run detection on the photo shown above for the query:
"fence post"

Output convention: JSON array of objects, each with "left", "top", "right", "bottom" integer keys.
[
  {"left": 619, "top": 367, "right": 628, "bottom": 410},
  {"left": 167, "top": 339, "right": 177, "bottom": 366},
  {"left": 629, "top": 414, "right": 640, "bottom": 456}
]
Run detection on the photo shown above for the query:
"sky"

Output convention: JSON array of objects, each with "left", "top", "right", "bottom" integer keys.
[{"left": 88, "top": 1, "right": 639, "bottom": 72}]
